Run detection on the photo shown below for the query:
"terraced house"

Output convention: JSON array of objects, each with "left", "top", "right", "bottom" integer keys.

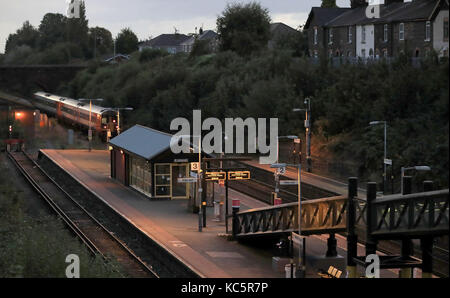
[{"left": 305, "top": 0, "right": 449, "bottom": 58}]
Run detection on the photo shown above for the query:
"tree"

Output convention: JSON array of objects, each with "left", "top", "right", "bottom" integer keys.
[
  {"left": 321, "top": 0, "right": 337, "bottom": 8},
  {"left": 5, "top": 21, "right": 40, "bottom": 53},
  {"left": 115, "top": 28, "right": 139, "bottom": 54},
  {"left": 66, "top": 0, "right": 89, "bottom": 52},
  {"left": 89, "top": 27, "right": 113, "bottom": 58},
  {"left": 216, "top": 2, "right": 271, "bottom": 56},
  {"left": 38, "top": 13, "right": 67, "bottom": 50}
]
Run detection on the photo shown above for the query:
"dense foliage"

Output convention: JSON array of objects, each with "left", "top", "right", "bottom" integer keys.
[
  {"left": 1, "top": 1, "right": 137, "bottom": 65},
  {"left": 217, "top": 2, "right": 271, "bottom": 56},
  {"left": 61, "top": 49, "right": 449, "bottom": 189}
]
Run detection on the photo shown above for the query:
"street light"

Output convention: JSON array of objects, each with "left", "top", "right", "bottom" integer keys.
[
  {"left": 271, "top": 160, "right": 306, "bottom": 278},
  {"left": 173, "top": 134, "right": 203, "bottom": 232},
  {"left": 293, "top": 97, "right": 312, "bottom": 172},
  {"left": 369, "top": 121, "right": 388, "bottom": 194},
  {"left": 79, "top": 98, "right": 104, "bottom": 152},
  {"left": 274, "top": 136, "right": 299, "bottom": 204},
  {"left": 401, "top": 166, "right": 431, "bottom": 194}
]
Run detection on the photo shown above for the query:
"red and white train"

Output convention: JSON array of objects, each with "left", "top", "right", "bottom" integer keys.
[{"left": 33, "top": 92, "right": 118, "bottom": 138}]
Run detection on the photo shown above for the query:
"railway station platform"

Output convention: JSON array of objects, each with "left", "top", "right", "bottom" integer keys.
[
  {"left": 241, "top": 159, "right": 367, "bottom": 198},
  {"left": 38, "top": 149, "right": 399, "bottom": 278}
]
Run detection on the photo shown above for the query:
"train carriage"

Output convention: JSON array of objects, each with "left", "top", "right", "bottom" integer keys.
[{"left": 33, "top": 92, "right": 117, "bottom": 139}]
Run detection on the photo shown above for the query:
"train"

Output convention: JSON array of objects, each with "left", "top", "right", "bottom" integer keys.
[{"left": 33, "top": 92, "right": 118, "bottom": 139}]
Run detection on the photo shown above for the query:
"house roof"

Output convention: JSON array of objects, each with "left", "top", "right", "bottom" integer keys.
[
  {"left": 140, "top": 34, "right": 190, "bottom": 48},
  {"left": 304, "top": 7, "right": 350, "bottom": 29},
  {"left": 325, "top": 0, "right": 446, "bottom": 28},
  {"left": 270, "top": 22, "right": 298, "bottom": 33},
  {"left": 109, "top": 125, "right": 174, "bottom": 160},
  {"left": 104, "top": 54, "right": 130, "bottom": 62},
  {"left": 179, "top": 30, "right": 218, "bottom": 46}
]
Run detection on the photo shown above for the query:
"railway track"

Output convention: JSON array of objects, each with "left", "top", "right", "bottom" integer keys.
[{"left": 8, "top": 151, "right": 158, "bottom": 278}]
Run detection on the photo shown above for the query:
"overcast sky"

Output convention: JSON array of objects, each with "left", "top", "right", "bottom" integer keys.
[{"left": 0, "top": 0, "right": 350, "bottom": 53}]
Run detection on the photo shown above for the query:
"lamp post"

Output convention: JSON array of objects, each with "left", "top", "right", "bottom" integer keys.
[
  {"left": 175, "top": 134, "right": 203, "bottom": 232},
  {"left": 79, "top": 98, "right": 104, "bottom": 152},
  {"left": 274, "top": 135, "right": 300, "bottom": 204},
  {"left": 369, "top": 121, "right": 388, "bottom": 194},
  {"left": 401, "top": 166, "right": 431, "bottom": 194},
  {"left": 293, "top": 97, "right": 312, "bottom": 172},
  {"left": 271, "top": 161, "right": 305, "bottom": 277}
]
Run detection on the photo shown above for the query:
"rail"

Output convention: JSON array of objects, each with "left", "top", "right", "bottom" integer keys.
[{"left": 8, "top": 151, "right": 158, "bottom": 278}]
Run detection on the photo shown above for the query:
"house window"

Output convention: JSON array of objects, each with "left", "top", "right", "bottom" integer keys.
[
  {"left": 425, "top": 21, "right": 431, "bottom": 41},
  {"left": 362, "top": 26, "right": 366, "bottom": 43},
  {"left": 384, "top": 24, "right": 388, "bottom": 42},
  {"left": 383, "top": 49, "right": 388, "bottom": 57},
  {"left": 399, "top": 23, "right": 405, "bottom": 40},
  {"left": 444, "top": 18, "right": 449, "bottom": 41},
  {"left": 361, "top": 49, "right": 366, "bottom": 57},
  {"left": 329, "top": 28, "right": 333, "bottom": 44},
  {"left": 348, "top": 26, "right": 353, "bottom": 43},
  {"left": 314, "top": 27, "right": 318, "bottom": 45}
]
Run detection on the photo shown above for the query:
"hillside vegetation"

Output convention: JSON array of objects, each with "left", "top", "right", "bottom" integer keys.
[{"left": 61, "top": 49, "right": 449, "bottom": 190}]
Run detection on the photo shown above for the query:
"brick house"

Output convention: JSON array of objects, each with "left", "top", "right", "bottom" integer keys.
[{"left": 306, "top": 0, "right": 449, "bottom": 59}]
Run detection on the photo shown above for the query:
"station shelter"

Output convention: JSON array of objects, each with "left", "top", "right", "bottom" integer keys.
[{"left": 109, "top": 124, "right": 205, "bottom": 200}]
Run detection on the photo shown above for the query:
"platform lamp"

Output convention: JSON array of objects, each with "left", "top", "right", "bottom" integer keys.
[
  {"left": 293, "top": 97, "right": 312, "bottom": 172},
  {"left": 401, "top": 166, "right": 431, "bottom": 194},
  {"left": 369, "top": 121, "right": 388, "bottom": 194},
  {"left": 79, "top": 98, "right": 104, "bottom": 152},
  {"left": 271, "top": 158, "right": 306, "bottom": 278},
  {"left": 172, "top": 134, "right": 203, "bottom": 232}
]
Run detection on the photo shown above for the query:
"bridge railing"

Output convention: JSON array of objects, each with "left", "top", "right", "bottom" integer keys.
[
  {"left": 370, "top": 189, "right": 449, "bottom": 238},
  {"left": 233, "top": 195, "right": 351, "bottom": 238}
]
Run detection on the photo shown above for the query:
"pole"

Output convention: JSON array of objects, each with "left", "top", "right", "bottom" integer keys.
[
  {"left": 421, "top": 181, "right": 434, "bottom": 278},
  {"left": 297, "top": 163, "right": 306, "bottom": 277},
  {"left": 400, "top": 176, "right": 413, "bottom": 278},
  {"left": 225, "top": 177, "right": 229, "bottom": 234},
  {"left": 306, "top": 99, "right": 312, "bottom": 173},
  {"left": 347, "top": 177, "right": 358, "bottom": 278},
  {"left": 88, "top": 100, "right": 92, "bottom": 152},
  {"left": 198, "top": 135, "right": 203, "bottom": 232},
  {"left": 116, "top": 110, "right": 120, "bottom": 135},
  {"left": 383, "top": 122, "right": 387, "bottom": 194}
]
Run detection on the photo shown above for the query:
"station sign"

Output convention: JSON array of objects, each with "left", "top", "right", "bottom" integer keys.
[
  {"left": 177, "top": 177, "right": 198, "bottom": 183},
  {"left": 384, "top": 159, "right": 392, "bottom": 165},
  {"left": 190, "top": 162, "right": 200, "bottom": 171},
  {"left": 174, "top": 159, "right": 188, "bottom": 163},
  {"left": 279, "top": 180, "right": 298, "bottom": 186},
  {"left": 228, "top": 171, "right": 251, "bottom": 180},
  {"left": 205, "top": 171, "right": 226, "bottom": 181}
]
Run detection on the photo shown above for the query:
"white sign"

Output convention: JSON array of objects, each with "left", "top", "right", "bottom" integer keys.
[
  {"left": 294, "top": 138, "right": 301, "bottom": 144},
  {"left": 178, "top": 177, "right": 197, "bottom": 183},
  {"left": 191, "top": 162, "right": 200, "bottom": 171},
  {"left": 280, "top": 180, "right": 298, "bottom": 186},
  {"left": 174, "top": 159, "right": 188, "bottom": 163},
  {"left": 384, "top": 159, "right": 392, "bottom": 165}
]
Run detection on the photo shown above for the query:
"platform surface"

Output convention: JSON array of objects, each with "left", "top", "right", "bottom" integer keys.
[{"left": 39, "top": 149, "right": 402, "bottom": 278}]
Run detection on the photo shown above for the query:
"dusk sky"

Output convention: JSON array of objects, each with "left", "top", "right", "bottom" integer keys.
[{"left": 0, "top": 0, "right": 350, "bottom": 53}]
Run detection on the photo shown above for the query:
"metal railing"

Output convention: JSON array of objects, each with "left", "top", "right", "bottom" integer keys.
[{"left": 233, "top": 195, "right": 351, "bottom": 238}]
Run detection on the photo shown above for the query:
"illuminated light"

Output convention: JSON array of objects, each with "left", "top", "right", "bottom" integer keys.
[
  {"left": 33, "top": 112, "right": 36, "bottom": 116},
  {"left": 120, "top": 150, "right": 124, "bottom": 154},
  {"left": 15, "top": 112, "right": 22, "bottom": 117},
  {"left": 9, "top": 125, "right": 12, "bottom": 132},
  {"left": 113, "top": 120, "right": 116, "bottom": 123},
  {"left": 108, "top": 146, "right": 113, "bottom": 151}
]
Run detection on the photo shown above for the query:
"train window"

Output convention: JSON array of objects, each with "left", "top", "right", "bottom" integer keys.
[{"left": 102, "top": 117, "right": 108, "bottom": 124}]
